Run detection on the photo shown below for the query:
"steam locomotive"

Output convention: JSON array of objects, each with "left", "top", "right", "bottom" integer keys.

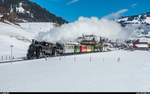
[
  {"left": 27, "top": 35, "right": 106, "bottom": 59},
  {"left": 27, "top": 40, "right": 64, "bottom": 59}
]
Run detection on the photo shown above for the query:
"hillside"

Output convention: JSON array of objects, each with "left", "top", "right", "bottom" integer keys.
[
  {"left": 0, "top": 0, "right": 68, "bottom": 25},
  {"left": 117, "top": 12, "right": 150, "bottom": 38},
  {"left": 0, "top": 22, "right": 55, "bottom": 60},
  {"left": 118, "top": 12, "right": 150, "bottom": 26}
]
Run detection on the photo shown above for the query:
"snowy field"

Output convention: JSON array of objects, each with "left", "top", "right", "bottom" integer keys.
[{"left": 0, "top": 50, "right": 150, "bottom": 92}]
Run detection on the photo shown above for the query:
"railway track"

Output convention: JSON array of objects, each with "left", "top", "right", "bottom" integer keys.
[{"left": 0, "top": 51, "right": 104, "bottom": 64}]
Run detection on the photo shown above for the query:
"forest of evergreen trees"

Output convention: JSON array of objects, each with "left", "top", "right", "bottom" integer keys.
[{"left": 0, "top": 0, "right": 68, "bottom": 25}]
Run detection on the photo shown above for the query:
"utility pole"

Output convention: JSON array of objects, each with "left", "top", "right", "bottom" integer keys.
[{"left": 10, "top": 45, "right": 14, "bottom": 60}]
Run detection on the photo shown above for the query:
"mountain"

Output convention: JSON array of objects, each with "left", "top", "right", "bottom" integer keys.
[
  {"left": 117, "top": 12, "right": 150, "bottom": 26},
  {"left": 0, "top": 0, "right": 68, "bottom": 25},
  {"left": 117, "top": 12, "right": 150, "bottom": 39}
]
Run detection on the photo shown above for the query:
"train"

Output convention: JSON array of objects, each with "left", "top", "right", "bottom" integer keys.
[
  {"left": 27, "top": 35, "right": 106, "bottom": 59},
  {"left": 27, "top": 35, "right": 150, "bottom": 59}
]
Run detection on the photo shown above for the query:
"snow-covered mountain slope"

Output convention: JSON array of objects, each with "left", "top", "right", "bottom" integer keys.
[
  {"left": 0, "top": 50, "right": 150, "bottom": 92},
  {"left": 117, "top": 12, "right": 150, "bottom": 39},
  {"left": 118, "top": 12, "right": 150, "bottom": 25},
  {"left": 19, "top": 22, "right": 55, "bottom": 36},
  {"left": 123, "top": 24, "right": 150, "bottom": 39},
  {"left": 0, "top": 22, "right": 55, "bottom": 59}
]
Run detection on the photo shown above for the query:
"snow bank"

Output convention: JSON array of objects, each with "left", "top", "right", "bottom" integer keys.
[{"left": 36, "top": 17, "right": 128, "bottom": 42}]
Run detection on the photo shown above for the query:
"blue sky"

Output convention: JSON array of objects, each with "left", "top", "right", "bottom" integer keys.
[{"left": 29, "top": 0, "right": 150, "bottom": 22}]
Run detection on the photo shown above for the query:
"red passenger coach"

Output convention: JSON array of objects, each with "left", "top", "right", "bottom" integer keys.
[{"left": 80, "top": 46, "right": 87, "bottom": 52}]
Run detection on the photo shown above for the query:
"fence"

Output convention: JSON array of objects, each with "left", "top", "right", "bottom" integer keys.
[{"left": 0, "top": 55, "right": 15, "bottom": 62}]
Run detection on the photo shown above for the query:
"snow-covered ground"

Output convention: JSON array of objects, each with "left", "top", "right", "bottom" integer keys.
[
  {"left": 0, "top": 22, "right": 55, "bottom": 61},
  {"left": 0, "top": 50, "right": 150, "bottom": 92}
]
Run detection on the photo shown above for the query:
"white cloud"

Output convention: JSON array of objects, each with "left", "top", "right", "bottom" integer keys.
[
  {"left": 103, "top": 9, "right": 128, "bottom": 20},
  {"left": 66, "top": 0, "right": 79, "bottom": 5},
  {"left": 131, "top": 3, "right": 137, "bottom": 8}
]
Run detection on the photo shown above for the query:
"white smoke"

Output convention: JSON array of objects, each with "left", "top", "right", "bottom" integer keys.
[{"left": 36, "top": 16, "right": 129, "bottom": 43}]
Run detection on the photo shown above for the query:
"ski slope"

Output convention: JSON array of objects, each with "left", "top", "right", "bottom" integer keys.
[{"left": 0, "top": 50, "right": 150, "bottom": 92}]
